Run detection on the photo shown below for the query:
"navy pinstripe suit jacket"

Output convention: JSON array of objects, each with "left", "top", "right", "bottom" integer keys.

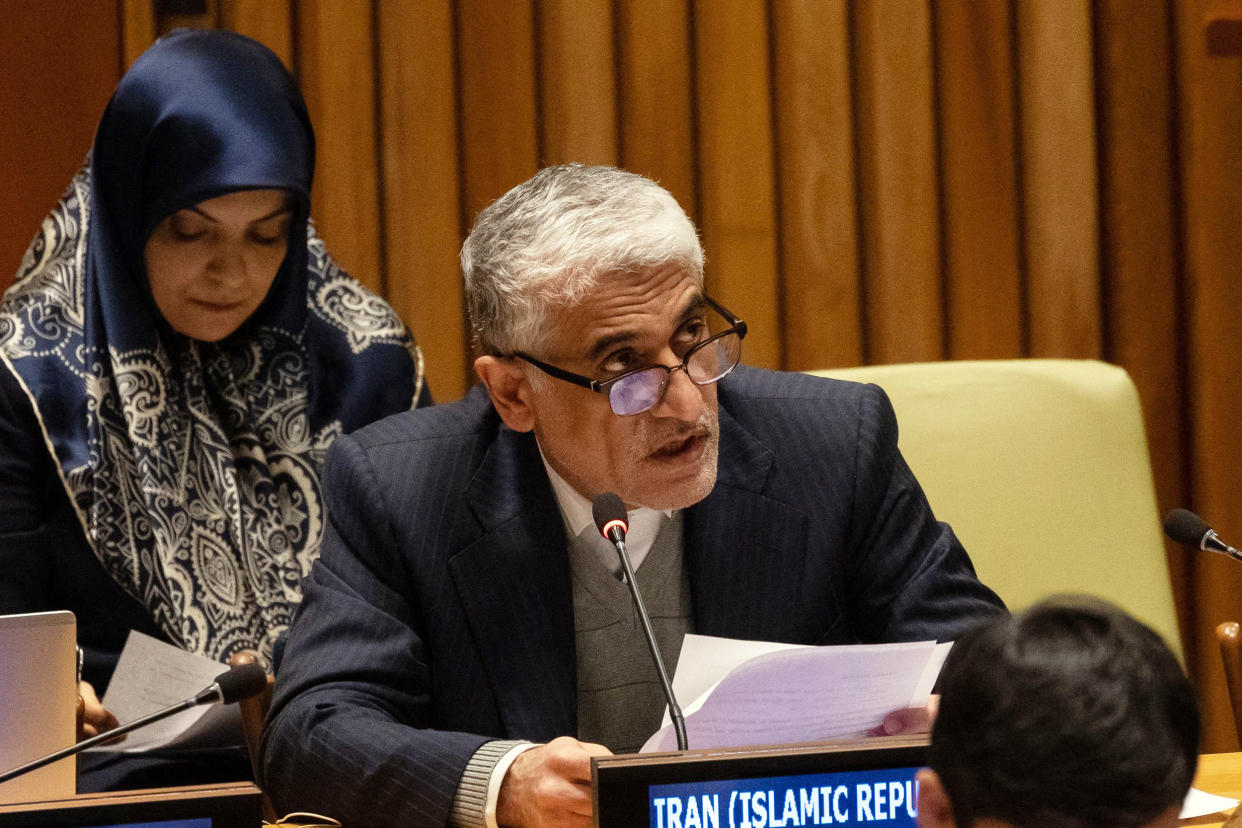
[{"left": 261, "top": 366, "right": 1004, "bottom": 826}]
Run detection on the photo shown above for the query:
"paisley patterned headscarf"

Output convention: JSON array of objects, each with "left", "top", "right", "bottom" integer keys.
[{"left": 0, "top": 30, "right": 424, "bottom": 664}]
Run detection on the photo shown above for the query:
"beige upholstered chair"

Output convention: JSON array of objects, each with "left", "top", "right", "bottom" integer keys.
[{"left": 807, "top": 359, "right": 1182, "bottom": 659}]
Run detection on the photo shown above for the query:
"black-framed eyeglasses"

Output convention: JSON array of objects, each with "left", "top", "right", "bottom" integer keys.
[{"left": 513, "top": 296, "right": 747, "bottom": 416}]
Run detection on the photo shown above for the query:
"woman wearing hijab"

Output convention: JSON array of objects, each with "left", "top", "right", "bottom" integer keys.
[{"left": 0, "top": 28, "right": 427, "bottom": 778}]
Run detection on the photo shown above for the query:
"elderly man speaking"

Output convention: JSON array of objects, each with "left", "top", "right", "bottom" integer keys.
[{"left": 262, "top": 165, "right": 1004, "bottom": 828}]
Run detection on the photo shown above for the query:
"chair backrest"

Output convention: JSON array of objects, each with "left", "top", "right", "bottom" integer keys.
[
  {"left": 227, "top": 650, "right": 275, "bottom": 823},
  {"left": 1217, "top": 622, "right": 1242, "bottom": 743},
  {"left": 807, "top": 359, "right": 1182, "bottom": 659}
]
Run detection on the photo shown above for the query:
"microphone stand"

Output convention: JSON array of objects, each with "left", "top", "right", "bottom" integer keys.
[
  {"left": 1164, "top": 508, "right": 1242, "bottom": 562},
  {"left": 0, "top": 663, "right": 266, "bottom": 787},
  {"left": 610, "top": 533, "right": 689, "bottom": 751},
  {"left": 0, "top": 695, "right": 205, "bottom": 785},
  {"left": 1200, "top": 528, "right": 1242, "bottom": 562}
]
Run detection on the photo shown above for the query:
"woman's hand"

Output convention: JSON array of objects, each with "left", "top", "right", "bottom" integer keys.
[{"left": 77, "top": 680, "right": 119, "bottom": 740}]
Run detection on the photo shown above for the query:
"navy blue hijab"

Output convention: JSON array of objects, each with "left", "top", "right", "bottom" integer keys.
[
  {"left": 92, "top": 27, "right": 317, "bottom": 354},
  {"left": 0, "top": 30, "right": 424, "bottom": 663}
]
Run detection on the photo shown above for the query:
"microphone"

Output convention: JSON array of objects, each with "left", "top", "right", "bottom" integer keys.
[
  {"left": 1163, "top": 508, "right": 1242, "bottom": 562},
  {"left": 0, "top": 661, "right": 267, "bottom": 785},
  {"left": 592, "top": 492, "right": 689, "bottom": 751}
]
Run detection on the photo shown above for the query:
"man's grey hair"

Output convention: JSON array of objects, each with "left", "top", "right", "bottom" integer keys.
[{"left": 462, "top": 164, "right": 704, "bottom": 356}]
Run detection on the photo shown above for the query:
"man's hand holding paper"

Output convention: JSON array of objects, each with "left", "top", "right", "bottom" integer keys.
[{"left": 641, "top": 634, "right": 951, "bottom": 753}]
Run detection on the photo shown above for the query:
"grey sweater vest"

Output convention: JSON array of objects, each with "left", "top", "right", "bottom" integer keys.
[{"left": 569, "top": 512, "right": 692, "bottom": 754}]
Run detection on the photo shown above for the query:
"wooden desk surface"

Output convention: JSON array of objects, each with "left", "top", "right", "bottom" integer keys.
[{"left": 1186, "top": 753, "right": 1242, "bottom": 827}]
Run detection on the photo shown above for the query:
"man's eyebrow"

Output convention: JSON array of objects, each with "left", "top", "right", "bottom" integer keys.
[
  {"left": 585, "top": 331, "right": 638, "bottom": 363},
  {"left": 675, "top": 294, "right": 709, "bottom": 326},
  {"left": 584, "top": 293, "right": 707, "bottom": 363}
]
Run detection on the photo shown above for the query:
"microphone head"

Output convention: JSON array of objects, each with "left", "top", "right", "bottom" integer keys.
[
  {"left": 592, "top": 492, "right": 629, "bottom": 540},
  {"left": 1163, "top": 508, "right": 1212, "bottom": 547},
  {"left": 213, "top": 662, "right": 268, "bottom": 704}
]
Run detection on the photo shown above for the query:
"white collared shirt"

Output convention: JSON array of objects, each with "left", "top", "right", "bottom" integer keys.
[{"left": 539, "top": 446, "right": 672, "bottom": 576}]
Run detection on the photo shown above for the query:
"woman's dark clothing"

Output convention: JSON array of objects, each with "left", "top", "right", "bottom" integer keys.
[
  {"left": 0, "top": 29, "right": 427, "bottom": 668},
  {"left": 0, "top": 29, "right": 429, "bottom": 792},
  {"left": 0, "top": 359, "right": 174, "bottom": 691}
]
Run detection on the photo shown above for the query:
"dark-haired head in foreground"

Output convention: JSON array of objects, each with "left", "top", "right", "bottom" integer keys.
[{"left": 917, "top": 597, "right": 1199, "bottom": 828}]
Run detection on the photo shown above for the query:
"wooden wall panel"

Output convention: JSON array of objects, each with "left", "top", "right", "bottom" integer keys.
[
  {"left": 692, "top": 0, "right": 782, "bottom": 369},
  {"left": 220, "top": 0, "right": 294, "bottom": 69},
  {"left": 122, "top": 0, "right": 156, "bottom": 68},
  {"left": 616, "top": 0, "right": 698, "bottom": 221},
  {"left": 11, "top": 0, "right": 1242, "bottom": 749},
  {"left": 1093, "top": 0, "right": 1190, "bottom": 654},
  {"left": 0, "top": 1, "right": 121, "bottom": 284},
  {"left": 538, "top": 0, "right": 618, "bottom": 166},
  {"left": 457, "top": 1, "right": 540, "bottom": 229},
  {"left": 297, "top": 2, "right": 382, "bottom": 294},
  {"left": 854, "top": 0, "right": 943, "bottom": 365},
  {"left": 1176, "top": 0, "right": 1242, "bottom": 752},
  {"left": 934, "top": 1, "right": 1024, "bottom": 360},
  {"left": 378, "top": 0, "right": 469, "bottom": 397},
  {"left": 771, "top": 0, "right": 863, "bottom": 372},
  {"left": 161, "top": 0, "right": 219, "bottom": 34},
  {"left": 1016, "top": 0, "right": 1101, "bottom": 358}
]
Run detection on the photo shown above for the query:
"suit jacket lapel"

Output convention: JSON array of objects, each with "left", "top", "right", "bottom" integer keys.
[
  {"left": 449, "top": 426, "right": 578, "bottom": 741},
  {"left": 686, "top": 405, "right": 811, "bottom": 641}
]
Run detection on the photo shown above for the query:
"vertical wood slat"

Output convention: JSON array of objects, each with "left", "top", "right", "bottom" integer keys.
[
  {"left": 1015, "top": 0, "right": 1101, "bottom": 358},
  {"left": 160, "top": 0, "right": 219, "bottom": 34},
  {"left": 377, "top": 0, "right": 470, "bottom": 398},
  {"left": 122, "top": 0, "right": 157, "bottom": 69},
  {"left": 934, "top": 1, "right": 1024, "bottom": 360},
  {"left": 616, "top": 0, "right": 698, "bottom": 221},
  {"left": 1175, "top": 0, "right": 1242, "bottom": 752},
  {"left": 1092, "top": 0, "right": 1189, "bottom": 654},
  {"left": 538, "top": 0, "right": 619, "bottom": 167},
  {"left": 853, "top": 0, "right": 943, "bottom": 365},
  {"left": 219, "top": 0, "right": 294, "bottom": 69},
  {"left": 456, "top": 0, "right": 540, "bottom": 231},
  {"left": 0, "top": 1, "right": 121, "bottom": 282},
  {"left": 692, "top": 0, "right": 782, "bottom": 370},
  {"left": 296, "top": 2, "right": 382, "bottom": 294},
  {"left": 771, "top": 0, "right": 863, "bottom": 372}
]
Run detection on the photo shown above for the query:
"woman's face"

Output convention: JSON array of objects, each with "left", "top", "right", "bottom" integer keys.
[{"left": 143, "top": 189, "right": 294, "bottom": 342}]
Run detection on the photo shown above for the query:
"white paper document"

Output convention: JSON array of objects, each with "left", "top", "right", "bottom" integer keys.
[
  {"left": 1180, "top": 787, "right": 1239, "bottom": 819},
  {"left": 641, "top": 634, "right": 952, "bottom": 753},
  {"left": 91, "top": 630, "right": 243, "bottom": 753}
]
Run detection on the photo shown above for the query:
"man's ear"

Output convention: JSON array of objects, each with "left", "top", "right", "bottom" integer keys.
[
  {"left": 915, "top": 769, "right": 956, "bottom": 828},
  {"left": 475, "top": 355, "right": 536, "bottom": 433}
]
